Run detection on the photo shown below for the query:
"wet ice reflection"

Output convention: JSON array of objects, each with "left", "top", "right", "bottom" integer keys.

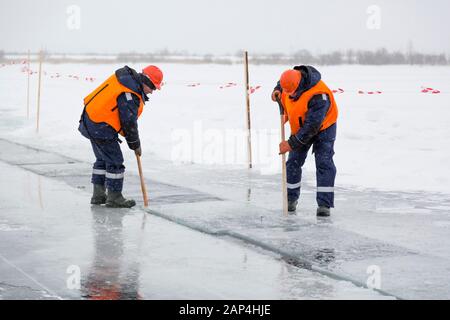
[{"left": 82, "top": 207, "right": 142, "bottom": 300}]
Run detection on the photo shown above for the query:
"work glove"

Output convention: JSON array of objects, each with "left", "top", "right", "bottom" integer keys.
[
  {"left": 271, "top": 90, "right": 281, "bottom": 102},
  {"left": 279, "top": 141, "right": 292, "bottom": 155},
  {"left": 134, "top": 146, "right": 142, "bottom": 157}
]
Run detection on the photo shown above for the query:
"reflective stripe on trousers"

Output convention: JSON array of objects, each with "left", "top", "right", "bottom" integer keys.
[
  {"left": 317, "top": 187, "right": 334, "bottom": 193},
  {"left": 92, "top": 169, "right": 106, "bottom": 175},
  {"left": 106, "top": 172, "right": 124, "bottom": 179}
]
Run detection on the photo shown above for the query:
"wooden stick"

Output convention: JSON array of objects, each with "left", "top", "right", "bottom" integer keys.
[
  {"left": 244, "top": 51, "right": 253, "bottom": 169},
  {"left": 26, "top": 50, "right": 30, "bottom": 119},
  {"left": 136, "top": 154, "right": 149, "bottom": 207},
  {"left": 38, "top": 175, "right": 44, "bottom": 210},
  {"left": 36, "top": 51, "right": 43, "bottom": 133},
  {"left": 276, "top": 98, "right": 289, "bottom": 216}
]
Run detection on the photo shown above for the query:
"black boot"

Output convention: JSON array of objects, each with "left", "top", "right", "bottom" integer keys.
[
  {"left": 317, "top": 206, "right": 331, "bottom": 217},
  {"left": 288, "top": 200, "right": 298, "bottom": 213},
  {"left": 106, "top": 191, "right": 136, "bottom": 208},
  {"left": 91, "top": 184, "right": 106, "bottom": 205}
]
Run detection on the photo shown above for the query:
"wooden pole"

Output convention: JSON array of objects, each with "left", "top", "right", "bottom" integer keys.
[
  {"left": 136, "top": 154, "right": 149, "bottom": 207},
  {"left": 244, "top": 51, "right": 253, "bottom": 169},
  {"left": 276, "top": 98, "right": 289, "bottom": 216},
  {"left": 36, "top": 51, "right": 43, "bottom": 133},
  {"left": 38, "top": 175, "right": 44, "bottom": 210},
  {"left": 26, "top": 50, "right": 30, "bottom": 119}
]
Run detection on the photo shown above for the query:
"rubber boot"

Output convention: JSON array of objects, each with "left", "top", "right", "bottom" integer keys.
[
  {"left": 288, "top": 200, "right": 298, "bottom": 213},
  {"left": 91, "top": 184, "right": 106, "bottom": 205},
  {"left": 106, "top": 191, "right": 136, "bottom": 208},
  {"left": 317, "top": 206, "right": 331, "bottom": 217}
]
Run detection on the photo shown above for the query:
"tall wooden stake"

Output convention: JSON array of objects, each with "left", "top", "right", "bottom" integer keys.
[
  {"left": 276, "top": 98, "right": 289, "bottom": 216},
  {"left": 36, "top": 51, "right": 43, "bottom": 133},
  {"left": 26, "top": 50, "right": 30, "bottom": 119},
  {"left": 244, "top": 51, "right": 253, "bottom": 169},
  {"left": 136, "top": 154, "right": 149, "bottom": 207}
]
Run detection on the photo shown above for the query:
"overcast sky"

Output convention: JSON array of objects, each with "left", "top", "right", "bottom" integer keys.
[{"left": 1, "top": 0, "right": 449, "bottom": 54}]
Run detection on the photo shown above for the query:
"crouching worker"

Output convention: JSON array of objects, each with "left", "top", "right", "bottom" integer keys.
[
  {"left": 272, "top": 66, "right": 338, "bottom": 217},
  {"left": 79, "top": 65, "right": 163, "bottom": 208}
]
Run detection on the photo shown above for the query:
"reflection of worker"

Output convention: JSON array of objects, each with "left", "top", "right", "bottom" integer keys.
[
  {"left": 82, "top": 207, "right": 141, "bottom": 300},
  {"left": 272, "top": 66, "right": 338, "bottom": 217},
  {"left": 79, "top": 65, "right": 163, "bottom": 208}
]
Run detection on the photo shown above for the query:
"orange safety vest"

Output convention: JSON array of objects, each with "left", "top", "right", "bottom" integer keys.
[
  {"left": 84, "top": 74, "right": 144, "bottom": 136},
  {"left": 281, "top": 80, "right": 338, "bottom": 135}
]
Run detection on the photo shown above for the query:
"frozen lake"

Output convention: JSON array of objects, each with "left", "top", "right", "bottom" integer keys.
[{"left": 1, "top": 62, "right": 450, "bottom": 299}]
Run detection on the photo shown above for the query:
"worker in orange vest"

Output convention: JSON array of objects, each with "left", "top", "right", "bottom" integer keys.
[
  {"left": 272, "top": 66, "right": 338, "bottom": 217},
  {"left": 79, "top": 65, "right": 163, "bottom": 208}
]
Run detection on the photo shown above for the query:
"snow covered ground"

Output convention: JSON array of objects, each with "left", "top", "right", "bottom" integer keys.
[
  {"left": 1, "top": 62, "right": 449, "bottom": 195},
  {"left": 1, "top": 62, "right": 450, "bottom": 299}
]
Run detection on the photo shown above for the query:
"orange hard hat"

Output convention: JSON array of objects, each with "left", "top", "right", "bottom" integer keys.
[
  {"left": 280, "top": 69, "right": 301, "bottom": 95},
  {"left": 142, "top": 65, "right": 163, "bottom": 90}
]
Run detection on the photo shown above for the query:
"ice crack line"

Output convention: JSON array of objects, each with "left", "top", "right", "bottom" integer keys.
[
  {"left": 146, "top": 208, "right": 401, "bottom": 300},
  {"left": 0, "top": 281, "right": 43, "bottom": 292},
  {"left": 0, "top": 253, "right": 63, "bottom": 300}
]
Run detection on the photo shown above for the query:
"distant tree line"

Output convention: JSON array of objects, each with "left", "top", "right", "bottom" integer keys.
[
  {"left": 249, "top": 48, "right": 449, "bottom": 66},
  {"left": 116, "top": 48, "right": 449, "bottom": 65},
  {"left": 116, "top": 50, "right": 234, "bottom": 65},
  {"left": 1, "top": 48, "right": 448, "bottom": 65}
]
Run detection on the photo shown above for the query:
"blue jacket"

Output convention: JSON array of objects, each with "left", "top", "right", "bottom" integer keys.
[
  {"left": 274, "top": 66, "right": 332, "bottom": 149},
  {"left": 79, "top": 66, "right": 149, "bottom": 150}
]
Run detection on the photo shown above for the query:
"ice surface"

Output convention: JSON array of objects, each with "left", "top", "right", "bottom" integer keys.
[
  {"left": 1, "top": 136, "right": 449, "bottom": 299},
  {"left": 0, "top": 161, "right": 388, "bottom": 300},
  {"left": 1, "top": 63, "right": 450, "bottom": 299}
]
